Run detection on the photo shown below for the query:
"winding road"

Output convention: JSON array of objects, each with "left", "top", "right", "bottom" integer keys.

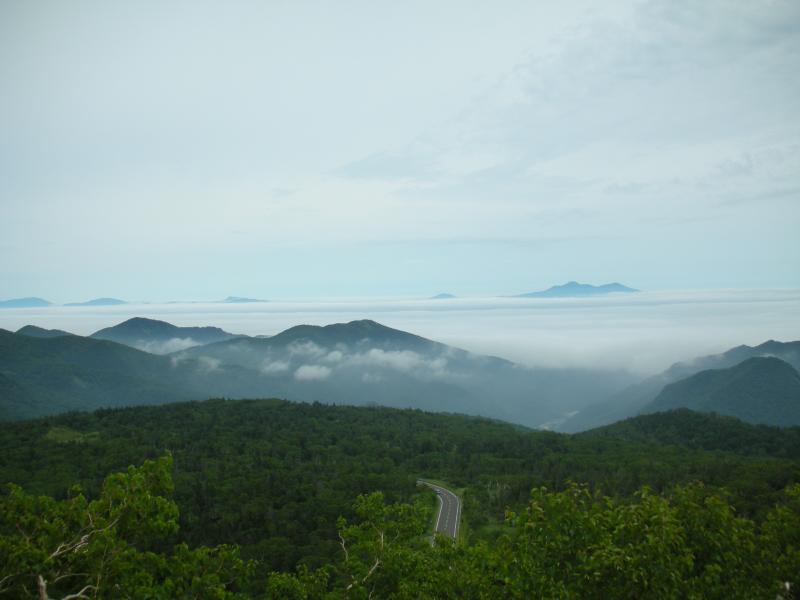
[{"left": 419, "top": 481, "right": 461, "bottom": 540}]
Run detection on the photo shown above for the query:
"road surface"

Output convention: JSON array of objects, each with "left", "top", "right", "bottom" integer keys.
[{"left": 419, "top": 481, "right": 461, "bottom": 540}]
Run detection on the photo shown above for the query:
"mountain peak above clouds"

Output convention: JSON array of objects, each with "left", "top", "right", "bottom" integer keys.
[
  {"left": 64, "top": 298, "right": 127, "bottom": 307},
  {"left": 0, "top": 297, "right": 52, "bottom": 308},
  {"left": 516, "top": 282, "right": 639, "bottom": 298},
  {"left": 90, "top": 317, "right": 244, "bottom": 354},
  {"left": 221, "top": 296, "right": 266, "bottom": 303}
]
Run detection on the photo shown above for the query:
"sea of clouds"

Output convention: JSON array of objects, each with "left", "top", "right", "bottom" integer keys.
[{"left": 1, "top": 289, "right": 798, "bottom": 376}]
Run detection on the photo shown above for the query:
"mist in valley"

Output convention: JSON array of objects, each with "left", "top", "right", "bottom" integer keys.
[{"left": 2, "top": 288, "right": 797, "bottom": 376}]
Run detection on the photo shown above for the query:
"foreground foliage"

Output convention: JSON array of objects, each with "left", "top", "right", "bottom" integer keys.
[
  {"left": 0, "top": 455, "right": 252, "bottom": 598},
  {"left": 2, "top": 456, "right": 798, "bottom": 599}
]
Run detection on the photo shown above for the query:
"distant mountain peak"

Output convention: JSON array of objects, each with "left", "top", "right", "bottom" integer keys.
[
  {"left": 96, "top": 317, "right": 235, "bottom": 337},
  {"left": 264, "top": 319, "right": 433, "bottom": 350},
  {"left": 90, "top": 317, "right": 243, "bottom": 354},
  {"left": 110, "top": 317, "right": 178, "bottom": 331},
  {"left": 430, "top": 293, "right": 456, "bottom": 300},
  {"left": 346, "top": 318, "right": 386, "bottom": 328},
  {"left": 64, "top": 297, "right": 127, "bottom": 307},
  {"left": 0, "top": 297, "right": 52, "bottom": 309},
  {"left": 221, "top": 296, "right": 266, "bottom": 303},
  {"left": 516, "top": 281, "right": 639, "bottom": 298}
]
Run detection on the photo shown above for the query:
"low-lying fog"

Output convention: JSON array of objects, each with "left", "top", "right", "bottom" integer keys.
[{"left": 2, "top": 289, "right": 798, "bottom": 376}]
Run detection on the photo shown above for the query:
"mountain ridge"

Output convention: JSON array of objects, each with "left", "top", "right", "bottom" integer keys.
[
  {"left": 0, "top": 297, "right": 52, "bottom": 308},
  {"left": 643, "top": 356, "right": 800, "bottom": 426},
  {"left": 0, "top": 318, "right": 634, "bottom": 427},
  {"left": 90, "top": 317, "right": 244, "bottom": 354},
  {"left": 64, "top": 297, "right": 127, "bottom": 307},
  {"left": 558, "top": 339, "right": 800, "bottom": 432},
  {"left": 16, "top": 325, "right": 75, "bottom": 338},
  {"left": 516, "top": 281, "right": 638, "bottom": 298}
]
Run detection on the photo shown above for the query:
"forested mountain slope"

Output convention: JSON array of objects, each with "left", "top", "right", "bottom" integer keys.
[
  {"left": 90, "top": 316, "right": 244, "bottom": 354},
  {"left": 559, "top": 339, "right": 800, "bottom": 432},
  {"left": 173, "top": 319, "right": 633, "bottom": 427},
  {"left": 15, "top": 325, "right": 75, "bottom": 338},
  {"left": 643, "top": 356, "right": 800, "bottom": 425},
  {"left": 0, "top": 329, "right": 269, "bottom": 420},
  {"left": 0, "top": 328, "right": 196, "bottom": 419},
  {"left": 1, "top": 319, "right": 634, "bottom": 427}
]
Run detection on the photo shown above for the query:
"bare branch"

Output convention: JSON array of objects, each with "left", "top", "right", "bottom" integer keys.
[
  {"left": 49, "top": 518, "right": 119, "bottom": 560},
  {"left": 50, "top": 535, "right": 90, "bottom": 559},
  {"left": 37, "top": 574, "right": 95, "bottom": 599},
  {"left": 338, "top": 531, "right": 349, "bottom": 562},
  {"left": 361, "top": 557, "right": 381, "bottom": 585},
  {"left": 0, "top": 573, "right": 14, "bottom": 591},
  {"left": 61, "top": 584, "right": 96, "bottom": 600}
]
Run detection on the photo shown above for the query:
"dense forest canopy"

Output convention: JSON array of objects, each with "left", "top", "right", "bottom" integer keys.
[{"left": 1, "top": 399, "right": 799, "bottom": 597}]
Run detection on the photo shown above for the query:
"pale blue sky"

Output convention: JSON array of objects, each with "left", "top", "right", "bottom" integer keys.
[{"left": 1, "top": 0, "right": 799, "bottom": 302}]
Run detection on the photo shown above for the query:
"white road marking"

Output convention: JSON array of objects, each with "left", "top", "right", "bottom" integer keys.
[
  {"left": 418, "top": 480, "right": 461, "bottom": 540},
  {"left": 434, "top": 492, "right": 443, "bottom": 532}
]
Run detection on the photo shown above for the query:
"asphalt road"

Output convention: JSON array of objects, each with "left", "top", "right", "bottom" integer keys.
[{"left": 420, "top": 481, "right": 461, "bottom": 540}]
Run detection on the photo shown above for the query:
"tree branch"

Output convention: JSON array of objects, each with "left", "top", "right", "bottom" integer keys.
[
  {"left": 0, "top": 573, "right": 14, "bottom": 593},
  {"left": 338, "top": 532, "right": 349, "bottom": 562},
  {"left": 361, "top": 557, "right": 381, "bottom": 585},
  {"left": 49, "top": 518, "right": 119, "bottom": 560},
  {"left": 61, "top": 584, "right": 96, "bottom": 600}
]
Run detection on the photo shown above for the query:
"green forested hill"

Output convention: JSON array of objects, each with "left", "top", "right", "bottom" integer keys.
[
  {"left": 1, "top": 398, "right": 798, "bottom": 587},
  {"left": 582, "top": 408, "right": 800, "bottom": 457},
  {"left": 0, "top": 329, "right": 281, "bottom": 420},
  {"left": 0, "top": 328, "right": 198, "bottom": 419},
  {"left": 560, "top": 340, "right": 800, "bottom": 433},
  {"left": 2, "top": 399, "right": 799, "bottom": 597},
  {"left": 645, "top": 356, "right": 800, "bottom": 425}
]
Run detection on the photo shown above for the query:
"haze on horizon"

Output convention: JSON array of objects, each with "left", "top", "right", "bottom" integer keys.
[
  {"left": 2, "top": 289, "right": 799, "bottom": 376},
  {"left": 1, "top": 0, "right": 799, "bottom": 302}
]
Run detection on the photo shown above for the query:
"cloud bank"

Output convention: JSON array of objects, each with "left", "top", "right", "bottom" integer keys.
[{"left": 2, "top": 289, "right": 798, "bottom": 375}]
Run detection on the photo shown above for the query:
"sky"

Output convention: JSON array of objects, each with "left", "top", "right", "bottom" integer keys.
[{"left": 1, "top": 0, "right": 799, "bottom": 302}]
